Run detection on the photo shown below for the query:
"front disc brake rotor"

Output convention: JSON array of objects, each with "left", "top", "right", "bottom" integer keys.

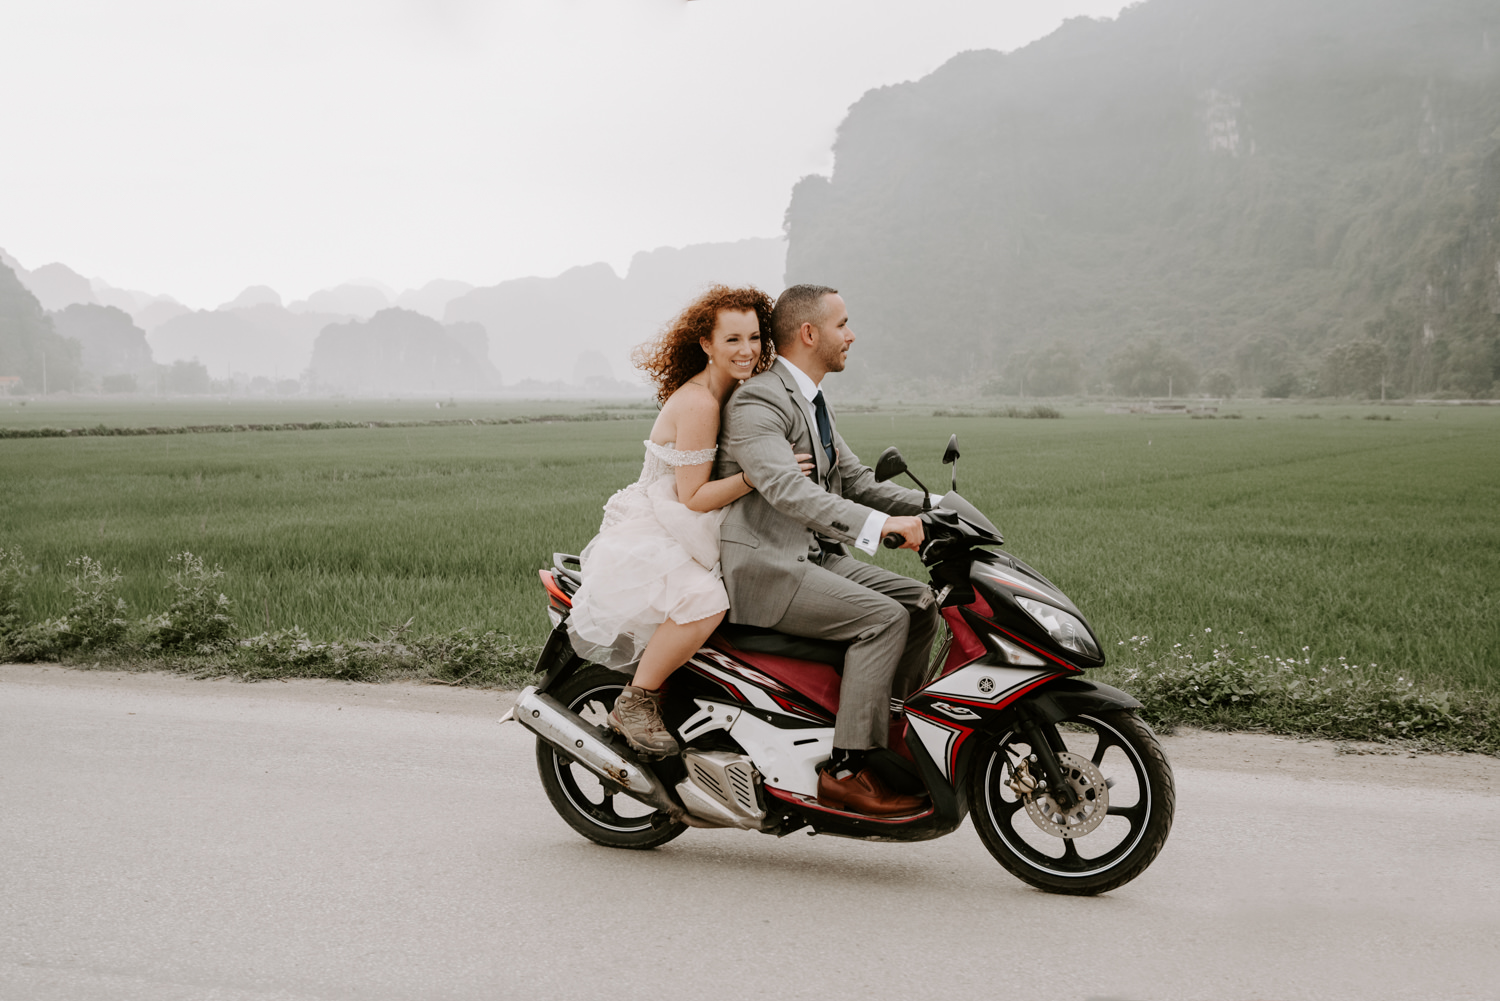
[{"left": 1023, "top": 750, "right": 1109, "bottom": 839}]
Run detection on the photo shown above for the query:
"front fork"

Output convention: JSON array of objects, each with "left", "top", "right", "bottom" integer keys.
[{"left": 1013, "top": 711, "right": 1079, "bottom": 812}]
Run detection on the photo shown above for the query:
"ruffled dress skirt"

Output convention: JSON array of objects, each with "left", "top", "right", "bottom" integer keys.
[{"left": 567, "top": 460, "right": 730, "bottom": 672}]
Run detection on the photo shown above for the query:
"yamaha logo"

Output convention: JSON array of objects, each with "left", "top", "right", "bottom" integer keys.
[{"left": 977, "top": 676, "right": 995, "bottom": 694}]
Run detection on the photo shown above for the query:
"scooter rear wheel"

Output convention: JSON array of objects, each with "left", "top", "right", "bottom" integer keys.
[
  {"left": 534, "top": 665, "right": 688, "bottom": 850},
  {"left": 968, "top": 709, "right": 1174, "bottom": 895}
]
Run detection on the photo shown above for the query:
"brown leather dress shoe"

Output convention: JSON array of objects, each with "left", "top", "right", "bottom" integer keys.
[{"left": 817, "top": 765, "right": 927, "bottom": 817}]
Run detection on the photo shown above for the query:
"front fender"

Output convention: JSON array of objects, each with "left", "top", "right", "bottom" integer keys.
[{"left": 1021, "top": 676, "right": 1142, "bottom": 725}]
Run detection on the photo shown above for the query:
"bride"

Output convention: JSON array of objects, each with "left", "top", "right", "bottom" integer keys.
[{"left": 568, "top": 285, "right": 812, "bottom": 757}]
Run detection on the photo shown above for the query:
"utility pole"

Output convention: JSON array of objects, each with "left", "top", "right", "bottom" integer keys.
[{"left": 42, "top": 351, "right": 47, "bottom": 396}]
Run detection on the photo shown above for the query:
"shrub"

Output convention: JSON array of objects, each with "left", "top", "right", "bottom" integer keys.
[
  {"left": 413, "top": 629, "right": 538, "bottom": 687},
  {"left": 7, "top": 556, "right": 131, "bottom": 659},
  {"left": 1022, "top": 404, "right": 1063, "bottom": 419},
  {"left": 0, "top": 546, "right": 30, "bottom": 640},
  {"left": 930, "top": 405, "right": 1063, "bottom": 419},
  {"left": 1262, "top": 372, "right": 1302, "bottom": 398},
  {"left": 229, "top": 622, "right": 537, "bottom": 686},
  {"left": 51, "top": 557, "right": 130, "bottom": 652},
  {"left": 142, "top": 552, "right": 235, "bottom": 654},
  {"left": 237, "top": 627, "right": 369, "bottom": 679},
  {"left": 1116, "top": 632, "right": 1499, "bottom": 754},
  {"left": 1201, "top": 370, "right": 1236, "bottom": 399}
]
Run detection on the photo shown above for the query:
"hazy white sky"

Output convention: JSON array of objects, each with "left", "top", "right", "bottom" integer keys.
[{"left": 1, "top": 0, "right": 1128, "bottom": 308}]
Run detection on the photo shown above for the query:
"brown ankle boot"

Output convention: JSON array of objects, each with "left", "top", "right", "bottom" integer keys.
[{"left": 607, "top": 686, "right": 679, "bottom": 757}]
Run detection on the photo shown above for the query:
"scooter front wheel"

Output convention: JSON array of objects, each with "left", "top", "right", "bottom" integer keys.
[
  {"left": 534, "top": 664, "right": 688, "bottom": 850},
  {"left": 968, "top": 709, "right": 1174, "bottom": 895}
]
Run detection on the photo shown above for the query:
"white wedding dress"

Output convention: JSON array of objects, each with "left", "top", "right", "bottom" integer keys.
[{"left": 567, "top": 440, "right": 731, "bottom": 671}]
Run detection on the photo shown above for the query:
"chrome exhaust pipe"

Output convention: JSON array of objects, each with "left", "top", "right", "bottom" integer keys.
[{"left": 503, "top": 686, "right": 725, "bottom": 827}]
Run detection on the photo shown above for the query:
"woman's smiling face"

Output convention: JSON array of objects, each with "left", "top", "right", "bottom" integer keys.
[{"left": 701, "top": 308, "right": 762, "bottom": 380}]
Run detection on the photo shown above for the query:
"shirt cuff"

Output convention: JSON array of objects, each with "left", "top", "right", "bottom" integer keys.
[{"left": 853, "top": 510, "right": 889, "bottom": 555}]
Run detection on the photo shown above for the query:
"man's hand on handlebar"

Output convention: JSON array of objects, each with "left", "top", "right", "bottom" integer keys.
[{"left": 881, "top": 515, "right": 925, "bottom": 552}]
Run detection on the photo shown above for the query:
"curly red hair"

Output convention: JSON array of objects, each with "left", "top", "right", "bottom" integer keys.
[{"left": 633, "top": 285, "right": 775, "bottom": 405}]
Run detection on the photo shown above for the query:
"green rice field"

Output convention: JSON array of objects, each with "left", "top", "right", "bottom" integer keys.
[{"left": 2, "top": 397, "right": 1496, "bottom": 693}]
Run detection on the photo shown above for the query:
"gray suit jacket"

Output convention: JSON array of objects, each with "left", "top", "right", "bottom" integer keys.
[{"left": 715, "top": 361, "right": 925, "bottom": 627}]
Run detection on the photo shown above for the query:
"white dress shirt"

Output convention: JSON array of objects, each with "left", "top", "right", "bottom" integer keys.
[{"left": 775, "top": 358, "right": 889, "bottom": 555}]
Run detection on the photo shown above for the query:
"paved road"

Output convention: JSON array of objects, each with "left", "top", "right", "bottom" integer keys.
[{"left": 3, "top": 666, "right": 1498, "bottom": 1001}]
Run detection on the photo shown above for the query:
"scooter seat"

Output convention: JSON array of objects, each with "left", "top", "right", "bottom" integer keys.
[{"left": 716, "top": 623, "right": 847, "bottom": 669}]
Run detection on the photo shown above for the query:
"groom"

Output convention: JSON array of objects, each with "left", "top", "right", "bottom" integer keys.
[{"left": 715, "top": 284, "right": 940, "bottom": 817}]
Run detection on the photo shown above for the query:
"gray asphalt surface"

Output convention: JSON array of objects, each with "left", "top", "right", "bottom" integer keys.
[{"left": 3, "top": 665, "right": 1498, "bottom": 1001}]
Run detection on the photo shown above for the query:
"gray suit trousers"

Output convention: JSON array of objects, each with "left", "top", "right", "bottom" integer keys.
[{"left": 770, "top": 552, "right": 942, "bottom": 749}]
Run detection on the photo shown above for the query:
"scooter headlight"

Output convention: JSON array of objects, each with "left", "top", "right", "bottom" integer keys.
[{"left": 1014, "top": 596, "right": 1100, "bottom": 659}]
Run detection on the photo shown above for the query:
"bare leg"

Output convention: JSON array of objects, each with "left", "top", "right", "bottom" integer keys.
[{"left": 631, "top": 612, "right": 723, "bottom": 691}]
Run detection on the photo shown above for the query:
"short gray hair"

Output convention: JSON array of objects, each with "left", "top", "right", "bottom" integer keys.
[{"left": 770, "top": 284, "right": 839, "bottom": 351}]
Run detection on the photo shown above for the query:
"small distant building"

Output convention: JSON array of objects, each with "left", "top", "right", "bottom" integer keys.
[{"left": 0, "top": 376, "right": 21, "bottom": 394}]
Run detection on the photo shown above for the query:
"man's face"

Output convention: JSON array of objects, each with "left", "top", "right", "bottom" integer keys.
[{"left": 810, "top": 294, "right": 854, "bottom": 373}]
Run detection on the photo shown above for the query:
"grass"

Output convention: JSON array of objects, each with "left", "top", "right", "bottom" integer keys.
[
  {"left": 859, "top": 403, "right": 1499, "bottom": 694},
  {"left": 0, "top": 395, "right": 656, "bottom": 430},
  {"left": 0, "top": 416, "right": 648, "bottom": 642},
  {"left": 1, "top": 398, "right": 1496, "bottom": 744}
]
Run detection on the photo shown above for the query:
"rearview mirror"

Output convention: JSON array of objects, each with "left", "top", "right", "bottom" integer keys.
[
  {"left": 874, "top": 446, "right": 908, "bottom": 483},
  {"left": 942, "top": 435, "right": 960, "bottom": 465},
  {"left": 874, "top": 446, "right": 931, "bottom": 510}
]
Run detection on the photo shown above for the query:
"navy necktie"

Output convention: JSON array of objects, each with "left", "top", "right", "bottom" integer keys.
[{"left": 812, "top": 390, "right": 835, "bottom": 470}]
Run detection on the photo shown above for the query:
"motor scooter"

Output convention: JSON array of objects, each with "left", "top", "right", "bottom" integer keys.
[{"left": 503, "top": 436, "right": 1173, "bottom": 895}]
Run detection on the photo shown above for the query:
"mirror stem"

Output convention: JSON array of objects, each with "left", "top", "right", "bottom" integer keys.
[{"left": 905, "top": 471, "right": 933, "bottom": 511}]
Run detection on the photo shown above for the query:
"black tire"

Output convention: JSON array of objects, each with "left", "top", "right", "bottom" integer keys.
[
  {"left": 968, "top": 709, "right": 1174, "bottom": 895},
  {"left": 534, "top": 665, "right": 687, "bottom": 850}
]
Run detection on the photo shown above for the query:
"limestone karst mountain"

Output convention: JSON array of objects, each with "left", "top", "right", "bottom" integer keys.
[
  {"left": 0, "top": 248, "right": 188, "bottom": 333},
  {"left": 445, "top": 237, "right": 785, "bottom": 386},
  {"left": 148, "top": 304, "right": 343, "bottom": 381},
  {"left": 783, "top": 0, "right": 1500, "bottom": 397},
  {"left": 1, "top": 236, "right": 784, "bottom": 392},
  {"left": 49, "top": 304, "right": 154, "bottom": 381},
  {"left": 308, "top": 308, "right": 501, "bottom": 394},
  {"left": 290, "top": 283, "right": 391, "bottom": 319},
  {"left": 395, "top": 279, "right": 475, "bottom": 321},
  {"left": 131, "top": 299, "right": 192, "bottom": 332},
  {"left": 22, "top": 262, "right": 97, "bottom": 312},
  {"left": 0, "top": 261, "right": 80, "bottom": 393},
  {"left": 221, "top": 286, "right": 283, "bottom": 310}
]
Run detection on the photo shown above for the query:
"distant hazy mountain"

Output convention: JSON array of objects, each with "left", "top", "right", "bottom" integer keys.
[
  {"left": 290, "top": 283, "right": 391, "bottom": 318},
  {"left": 0, "top": 247, "right": 189, "bottom": 334},
  {"left": 0, "top": 261, "right": 79, "bottom": 393},
  {"left": 221, "top": 286, "right": 283, "bottom": 310},
  {"left": 149, "top": 304, "right": 343, "bottom": 380},
  {"left": 23, "top": 262, "right": 98, "bottom": 312},
  {"left": 2, "top": 237, "right": 784, "bottom": 393},
  {"left": 309, "top": 308, "right": 501, "bottom": 394},
  {"left": 49, "top": 304, "right": 154, "bottom": 379},
  {"left": 446, "top": 236, "right": 786, "bottom": 384},
  {"left": 395, "top": 279, "right": 475, "bottom": 320},
  {"left": 784, "top": 0, "right": 1500, "bottom": 397},
  {"left": 133, "top": 299, "right": 191, "bottom": 331}
]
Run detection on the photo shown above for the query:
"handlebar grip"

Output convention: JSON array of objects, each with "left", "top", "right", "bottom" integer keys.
[{"left": 881, "top": 533, "right": 903, "bottom": 549}]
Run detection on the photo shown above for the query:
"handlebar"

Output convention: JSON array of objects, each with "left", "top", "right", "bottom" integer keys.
[{"left": 881, "top": 533, "right": 904, "bottom": 549}]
